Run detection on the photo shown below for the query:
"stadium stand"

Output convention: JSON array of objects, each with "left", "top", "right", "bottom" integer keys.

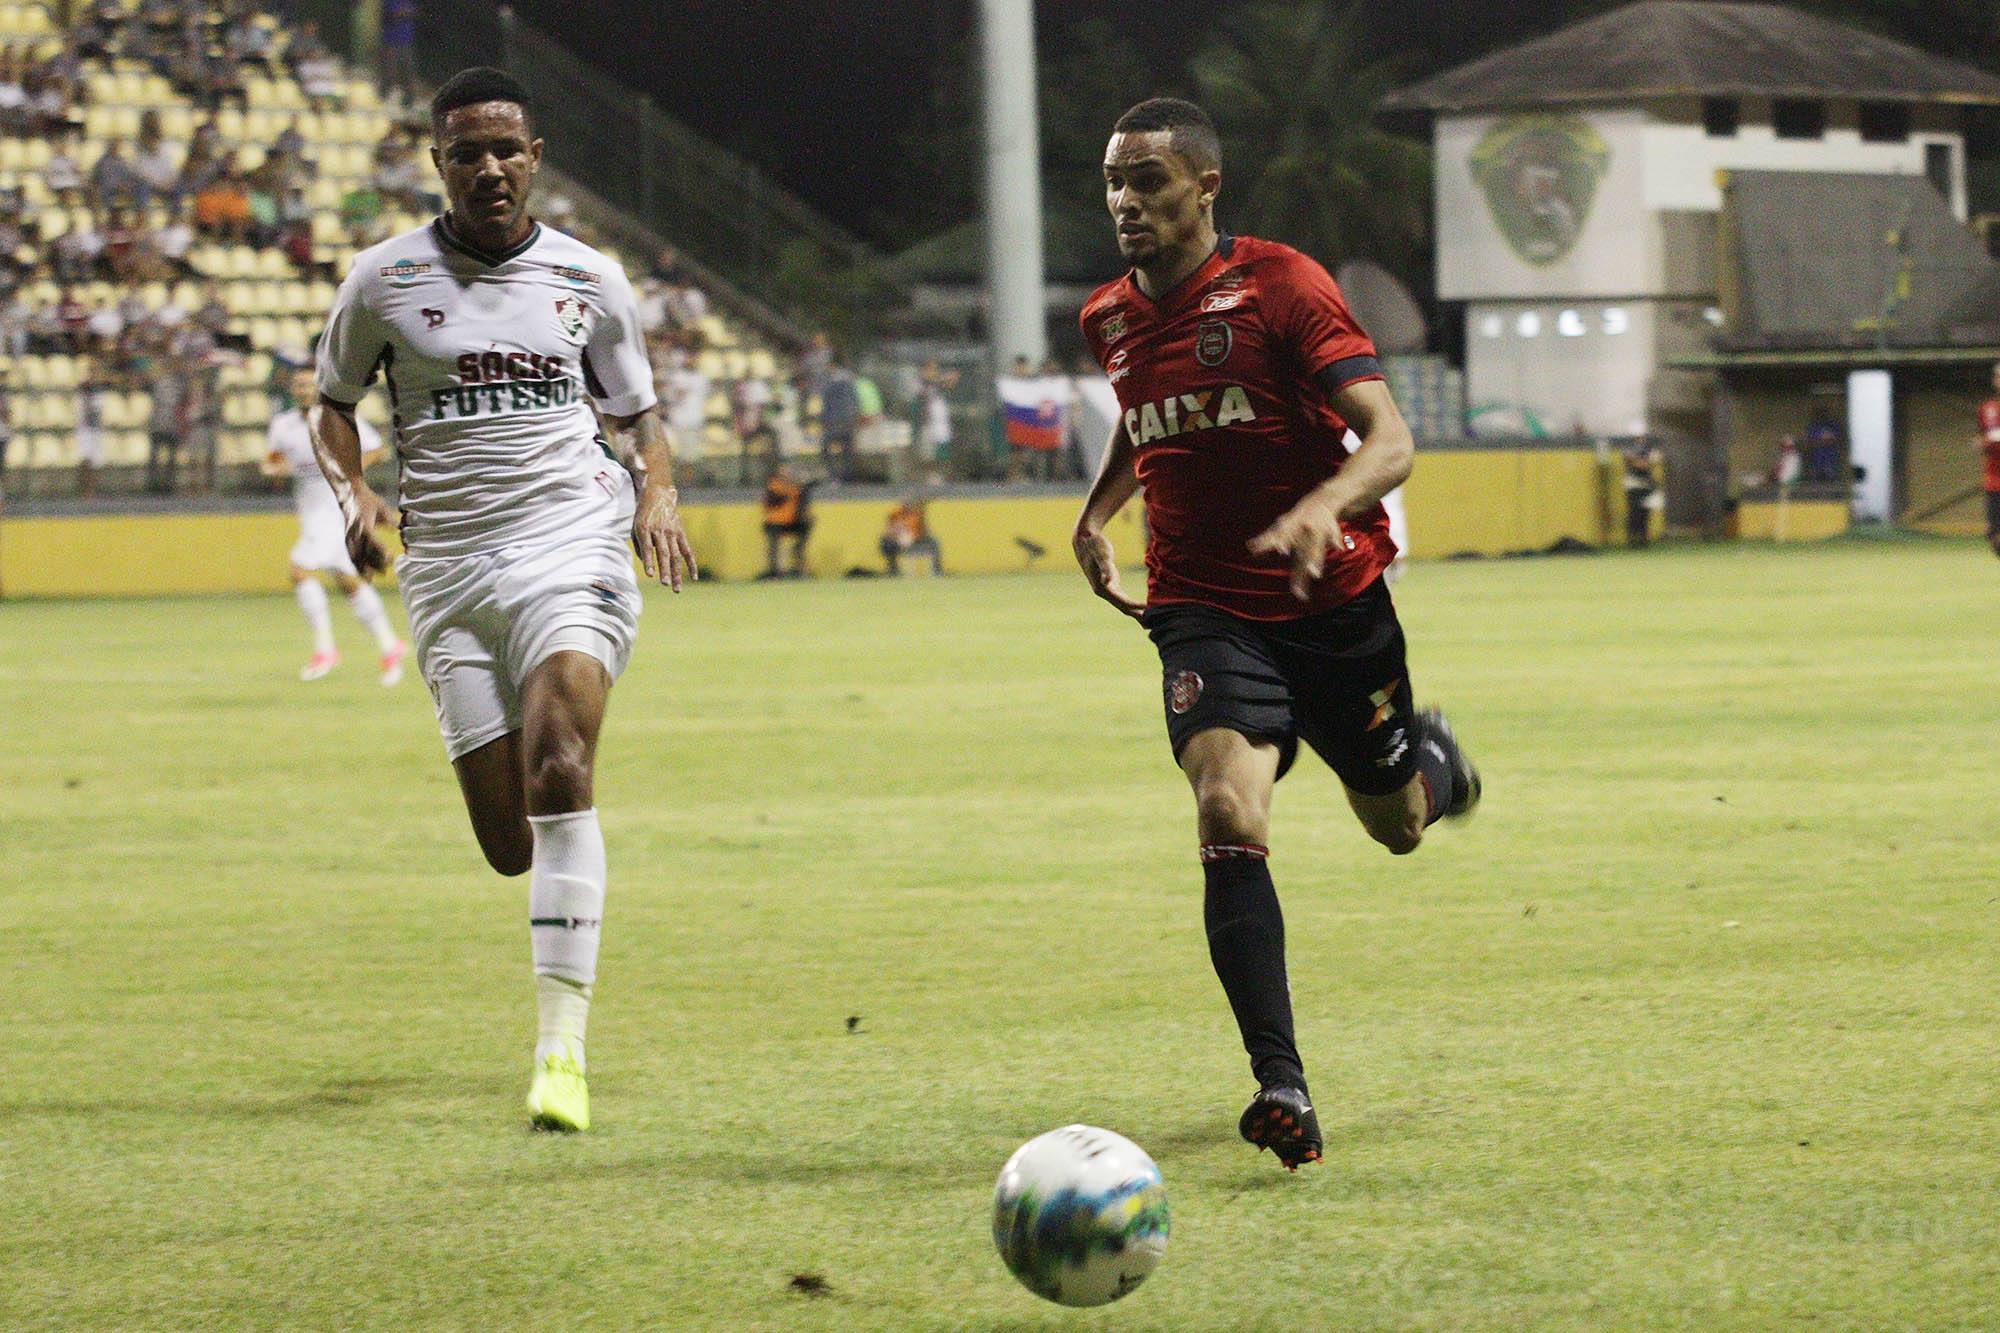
[{"left": 0, "top": 0, "right": 793, "bottom": 497}]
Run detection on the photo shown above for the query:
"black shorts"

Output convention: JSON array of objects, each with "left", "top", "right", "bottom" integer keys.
[
  {"left": 1986, "top": 492, "right": 2000, "bottom": 536},
  {"left": 1143, "top": 579, "right": 1418, "bottom": 796}
]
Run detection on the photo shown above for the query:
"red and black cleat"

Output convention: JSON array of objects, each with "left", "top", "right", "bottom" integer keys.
[{"left": 1238, "top": 1086, "right": 1323, "bottom": 1171}]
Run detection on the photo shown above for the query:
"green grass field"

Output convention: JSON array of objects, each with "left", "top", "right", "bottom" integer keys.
[{"left": 3, "top": 538, "right": 1997, "bottom": 1330}]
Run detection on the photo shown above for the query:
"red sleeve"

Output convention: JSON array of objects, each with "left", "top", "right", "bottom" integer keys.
[{"left": 1263, "top": 252, "right": 1381, "bottom": 387}]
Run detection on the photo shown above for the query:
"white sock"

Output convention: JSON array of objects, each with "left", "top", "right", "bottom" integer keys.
[
  {"left": 346, "top": 583, "right": 398, "bottom": 652},
  {"left": 529, "top": 809, "right": 605, "bottom": 1067},
  {"left": 295, "top": 579, "right": 334, "bottom": 655}
]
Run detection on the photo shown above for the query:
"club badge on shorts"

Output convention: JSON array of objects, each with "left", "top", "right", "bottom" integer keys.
[
  {"left": 1195, "top": 319, "right": 1233, "bottom": 367},
  {"left": 1168, "top": 669, "right": 1204, "bottom": 715}
]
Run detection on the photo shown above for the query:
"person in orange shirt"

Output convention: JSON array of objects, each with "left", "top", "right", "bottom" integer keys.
[
  {"left": 760, "top": 461, "right": 814, "bottom": 579},
  {"left": 880, "top": 495, "right": 943, "bottom": 576},
  {"left": 1979, "top": 362, "right": 2000, "bottom": 557}
]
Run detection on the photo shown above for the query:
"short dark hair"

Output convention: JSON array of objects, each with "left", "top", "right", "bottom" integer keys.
[
  {"left": 1113, "top": 98, "right": 1221, "bottom": 173},
  {"left": 431, "top": 67, "right": 533, "bottom": 138}
]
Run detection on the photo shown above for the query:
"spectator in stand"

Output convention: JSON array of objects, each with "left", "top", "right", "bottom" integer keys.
[
  {"left": 134, "top": 110, "right": 181, "bottom": 205},
  {"left": 193, "top": 281, "right": 230, "bottom": 340},
  {"left": 73, "top": 0, "right": 127, "bottom": 59},
  {"left": 201, "top": 47, "right": 249, "bottom": 112},
  {"left": 277, "top": 182, "right": 315, "bottom": 269},
  {"left": 147, "top": 352, "right": 188, "bottom": 494},
  {"left": 819, "top": 357, "right": 860, "bottom": 484},
  {"left": 0, "top": 48, "right": 27, "bottom": 132},
  {"left": 186, "top": 352, "right": 223, "bottom": 492},
  {"left": 76, "top": 358, "right": 109, "bottom": 498},
  {"left": 45, "top": 138, "right": 85, "bottom": 205},
  {"left": 661, "top": 336, "right": 711, "bottom": 457},
  {"left": 731, "top": 374, "right": 775, "bottom": 485},
  {"left": 380, "top": 0, "right": 417, "bottom": 105},
  {"left": 634, "top": 276, "right": 670, "bottom": 333},
  {"left": 799, "top": 330, "right": 832, "bottom": 397},
  {"left": 0, "top": 288, "right": 28, "bottom": 355},
  {"left": 272, "top": 116, "right": 306, "bottom": 169},
  {"left": 879, "top": 495, "right": 943, "bottom": 576},
  {"left": 916, "top": 359, "right": 956, "bottom": 465},
  {"left": 290, "top": 23, "right": 343, "bottom": 112},
  {"left": 666, "top": 277, "right": 708, "bottom": 329},
  {"left": 26, "top": 293, "right": 67, "bottom": 353},
  {"left": 25, "top": 46, "right": 82, "bottom": 135},
  {"left": 759, "top": 461, "right": 814, "bottom": 579},
  {"left": 854, "top": 366, "right": 884, "bottom": 454},
  {"left": 155, "top": 200, "right": 196, "bottom": 275},
  {"left": 0, "top": 210, "right": 29, "bottom": 284},
  {"left": 371, "top": 130, "right": 435, "bottom": 214},
  {"left": 53, "top": 217, "right": 104, "bottom": 284},
  {"left": 90, "top": 139, "right": 150, "bottom": 212},
  {"left": 193, "top": 156, "right": 253, "bottom": 241},
  {"left": 228, "top": 10, "right": 278, "bottom": 73}
]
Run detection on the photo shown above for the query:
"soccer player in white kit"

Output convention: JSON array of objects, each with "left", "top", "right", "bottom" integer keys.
[
  {"left": 260, "top": 365, "right": 408, "bottom": 683},
  {"left": 309, "top": 68, "right": 697, "bottom": 1132}
]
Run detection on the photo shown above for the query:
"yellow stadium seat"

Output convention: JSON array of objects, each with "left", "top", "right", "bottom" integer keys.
[
  {"left": 248, "top": 317, "right": 278, "bottom": 347},
  {"left": 245, "top": 76, "right": 274, "bottom": 109},
  {"left": 109, "top": 431, "right": 148, "bottom": 466},
  {"left": 696, "top": 351, "right": 724, "bottom": 379},
  {"left": 115, "top": 71, "right": 147, "bottom": 105},
  {"left": 747, "top": 349, "right": 776, "bottom": 379},
  {"left": 36, "top": 208, "right": 66, "bottom": 239},
  {"left": 20, "top": 136, "right": 47, "bottom": 169},
  {"left": 256, "top": 248, "right": 291, "bottom": 278},
  {"left": 144, "top": 75, "right": 174, "bottom": 105},
  {"left": 217, "top": 109, "right": 245, "bottom": 140},
  {"left": 228, "top": 247, "right": 260, "bottom": 278},
  {"left": 88, "top": 71, "right": 119, "bottom": 104},
  {"left": 160, "top": 106, "right": 193, "bottom": 139},
  {"left": 723, "top": 350, "right": 748, "bottom": 379},
  {"left": 31, "top": 434, "right": 68, "bottom": 466},
  {"left": 21, "top": 3, "right": 50, "bottom": 36},
  {"left": 0, "top": 139, "right": 22, "bottom": 171}
]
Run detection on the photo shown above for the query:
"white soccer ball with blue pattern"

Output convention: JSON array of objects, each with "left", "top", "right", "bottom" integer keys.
[{"left": 992, "top": 1124, "right": 1170, "bottom": 1306}]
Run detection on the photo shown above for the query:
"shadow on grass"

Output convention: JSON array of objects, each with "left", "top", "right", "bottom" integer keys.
[{"left": 4, "top": 1072, "right": 441, "bottom": 1121}]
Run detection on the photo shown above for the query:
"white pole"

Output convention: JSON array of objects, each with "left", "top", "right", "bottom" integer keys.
[{"left": 977, "top": 0, "right": 1047, "bottom": 370}]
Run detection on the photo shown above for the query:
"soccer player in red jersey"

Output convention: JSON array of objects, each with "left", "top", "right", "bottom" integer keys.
[
  {"left": 1072, "top": 99, "right": 1481, "bottom": 1170},
  {"left": 1979, "top": 362, "right": 2000, "bottom": 557}
]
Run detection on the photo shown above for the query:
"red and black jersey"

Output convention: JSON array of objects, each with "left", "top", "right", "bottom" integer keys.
[
  {"left": 1981, "top": 399, "right": 2000, "bottom": 492},
  {"left": 1080, "top": 233, "right": 1394, "bottom": 621}
]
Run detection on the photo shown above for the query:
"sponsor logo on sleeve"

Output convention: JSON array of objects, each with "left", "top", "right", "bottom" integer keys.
[
  {"left": 553, "top": 265, "right": 600, "bottom": 286},
  {"left": 1200, "top": 290, "right": 1245, "bottom": 313}
]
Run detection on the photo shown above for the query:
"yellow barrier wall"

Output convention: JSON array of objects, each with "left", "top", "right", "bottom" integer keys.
[
  {"left": 0, "top": 450, "right": 1609, "bottom": 598},
  {"left": 1734, "top": 499, "right": 1851, "bottom": 541}
]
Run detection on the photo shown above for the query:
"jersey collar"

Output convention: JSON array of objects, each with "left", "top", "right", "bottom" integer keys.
[
  {"left": 1125, "top": 230, "right": 1234, "bottom": 313},
  {"left": 434, "top": 214, "right": 543, "bottom": 266}
]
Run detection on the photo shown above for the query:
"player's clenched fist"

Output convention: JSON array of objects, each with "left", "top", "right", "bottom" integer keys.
[
  {"left": 342, "top": 487, "right": 398, "bottom": 577},
  {"left": 1073, "top": 523, "right": 1145, "bottom": 619},
  {"left": 633, "top": 483, "right": 698, "bottom": 591},
  {"left": 1248, "top": 498, "right": 1356, "bottom": 602}
]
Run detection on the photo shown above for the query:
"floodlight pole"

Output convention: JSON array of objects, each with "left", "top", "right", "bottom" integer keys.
[{"left": 977, "top": 0, "right": 1048, "bottom": 370}]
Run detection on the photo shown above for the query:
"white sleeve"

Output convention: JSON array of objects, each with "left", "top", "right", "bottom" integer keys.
[
  {"left": 582, "top": 264, "right": 658, "bottom": 418},
  {"left": 316, "top": 263, "right": 391, "bottom": 405}
]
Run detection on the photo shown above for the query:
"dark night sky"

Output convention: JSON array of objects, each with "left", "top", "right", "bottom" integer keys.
[{"left": 503, "top": 0, "right": 1599, "bottom": 244}]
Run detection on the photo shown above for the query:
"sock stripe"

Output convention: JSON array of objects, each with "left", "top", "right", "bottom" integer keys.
[
  {"left": 1200, "top": 842, "right": 1269, "bottom": 863},
  {"left": 530, "top": 916, "right": 601, "bottom": 929}
]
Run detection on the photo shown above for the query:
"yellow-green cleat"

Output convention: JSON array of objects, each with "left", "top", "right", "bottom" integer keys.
[{"left": 526, "top": 1051, "right": 590, "bottom": 1132}]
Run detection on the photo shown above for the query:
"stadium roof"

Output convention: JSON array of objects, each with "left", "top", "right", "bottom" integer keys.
[
  {"left": 1718, "top": 170, "right": 2000, "bottom": 352},
  {"left": 1377, "top": 2, "right": 2000, "bottom": 115}
]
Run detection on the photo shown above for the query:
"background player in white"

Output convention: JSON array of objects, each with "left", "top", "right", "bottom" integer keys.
[
  {"left": 259, "top": 365, "right": 406, "bottom": 683},
  {"left": 309, "top": 68, "right": 697, "bottom": 1132}
]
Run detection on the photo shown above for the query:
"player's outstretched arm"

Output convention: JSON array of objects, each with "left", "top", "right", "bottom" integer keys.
[
  {"left": 605, "top": 407, "right": 697, "bottom": 592},
  {"left": 310, "top": 397, "right": 397, "bottom": 576},
  {"left": 1073, "top": 419, "right": 1145, "bottom": 619},
  {"left": 1250, "top": 379, "right": 1415, "bottom": 601}
]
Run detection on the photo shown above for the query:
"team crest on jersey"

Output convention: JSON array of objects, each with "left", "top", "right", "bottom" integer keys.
[
  {"left": 1201, "top": 290, "right": 1245, "bottom": 314},
  {"left": 379, "top": 259, "right": 431, "bottom": 285},
  {"left": 1194, "top": 319, "right": 1233, "bottom": 367},
  {"left": 1168, "top": 669, "right": 1203, "bottom": 715},
  {"left": 553, "top": 265, "right": 600, "bottom": 286},
  {"left": 553, "top": 295, "right": 586, "bottom": 341},
  {"left": 1100, "top": 312, "right": 1128, "bottom": 343}
]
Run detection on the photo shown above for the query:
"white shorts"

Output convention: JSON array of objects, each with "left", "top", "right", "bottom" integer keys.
[
  {"left": 397, "top": 527, "right": 642, "bottom": 761},
  {"left": 290, "top": 506, "right": 358, "bottom": 576}
]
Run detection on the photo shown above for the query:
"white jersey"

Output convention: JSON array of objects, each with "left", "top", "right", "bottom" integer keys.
[
  {"left": 267, "top": 406, "right": 381, "bottom": 524},
  {"left": 316, "top": 219, "right": 657, "bottom": 558}
]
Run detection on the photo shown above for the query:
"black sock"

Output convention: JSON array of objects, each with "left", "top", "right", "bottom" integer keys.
[
  {"left": 1414, "top": 721, "right": 1459, "bottom": 826},
  {"left": 1202, "top": 845, "right": 1307, "bottom": 1095}
]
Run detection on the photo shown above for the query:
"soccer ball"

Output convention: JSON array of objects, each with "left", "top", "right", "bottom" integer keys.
[{"left": 991, "top": 1124, "right": 1169, "bottom": 1306}]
